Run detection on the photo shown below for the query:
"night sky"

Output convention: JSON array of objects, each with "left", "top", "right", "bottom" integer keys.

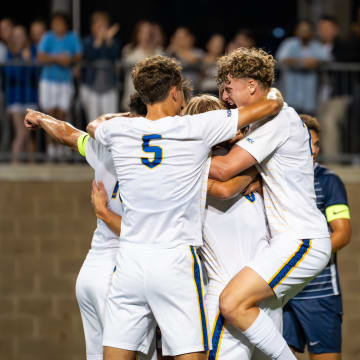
[{"left": 2, "top": 0, "right": 298, "bottom": 54}]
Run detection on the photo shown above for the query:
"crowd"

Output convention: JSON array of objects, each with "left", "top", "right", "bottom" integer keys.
[{"left": 1, "top": 10, "right": 360, "bottom": 162}]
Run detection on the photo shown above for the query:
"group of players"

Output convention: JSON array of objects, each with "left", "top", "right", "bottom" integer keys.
[{"left": 24, "top": 46, "right": 351, "bottom": 360}]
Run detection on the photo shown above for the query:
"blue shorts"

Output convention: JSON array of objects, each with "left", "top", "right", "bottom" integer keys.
[{"left": 283, "top": 296, "right": 343, "bottom": 354}]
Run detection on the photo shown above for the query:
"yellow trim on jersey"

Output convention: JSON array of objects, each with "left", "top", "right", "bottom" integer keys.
[
  {"left": 77, "top": 134, "right": 90, "bottom": 157},
  {"left": 326, "top": 204, "right": 350, "bottom": 222}
]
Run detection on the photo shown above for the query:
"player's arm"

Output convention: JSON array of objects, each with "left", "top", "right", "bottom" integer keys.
[
  {"left": 236, "top": 88, "right": 283, "bottom": 130},
  {"left": 91, "top": 180, "right": 122, "bottom": 236},
  {"left": 86, "top": 112, "right": 130, "bottom": 139},
  {"left": 326, "top": 205, "right": 351, "bottom": 252},
  {"left": 209, "top": 145, "right": 257, "bottom": 182},
  {"left": 24, "top": 109, "right": 84, "bottom": 151},
  {"left": 207, "top": 167, "right": 258, "bottom": 200}
]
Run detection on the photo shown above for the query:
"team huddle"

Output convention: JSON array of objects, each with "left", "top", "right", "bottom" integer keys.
[{"left": 24, "top": 47, "right": 350, "bottom": 360}]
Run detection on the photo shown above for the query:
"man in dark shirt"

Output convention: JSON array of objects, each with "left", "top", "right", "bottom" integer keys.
[
  {"left": 283, "top": 114, "right": 351, "bottom": 360},
  {"left": 81, "top": 11, "right": 119, "bottom": 123}
]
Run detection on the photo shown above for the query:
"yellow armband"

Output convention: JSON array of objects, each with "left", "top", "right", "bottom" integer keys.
[
  {"left": 77, "top": 134, "right": 90, "bottom": 157},
  {"left": 325, "top": 204, "right": 350, "bottom": 222}
]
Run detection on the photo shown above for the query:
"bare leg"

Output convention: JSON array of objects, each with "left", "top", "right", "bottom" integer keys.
[
  {"left": 174, "top": 352, "right": 205, "bottom": 360},
  {"left": 11, "top": 111, "right": 29, "bottom": 162},
  {"left": 309, "top": 353, "right": 341, "bottom": 360},
  {"left": 103, "top": 347, "right": 135, "bottom": 360},
  {"left": 219, "top": 266, "right": 274, "bottom": 331}
]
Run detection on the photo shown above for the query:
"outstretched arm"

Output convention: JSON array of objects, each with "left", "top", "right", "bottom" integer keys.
[
  {"left": 207, "top": 167, "right": 258, "bottom": 199},
  {"left": 91, "top": 180, "right": 122, "bottom": 236},
  {"left": 236, "top": 88, "right": 283, "bottom": 130},
  {"left": 24, "top": 109, "right": 84, "bottom": 151}
]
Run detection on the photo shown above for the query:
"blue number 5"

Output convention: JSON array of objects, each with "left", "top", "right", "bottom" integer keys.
[{"left": 141, "top": 134, "right": 163, "bottom": 169}]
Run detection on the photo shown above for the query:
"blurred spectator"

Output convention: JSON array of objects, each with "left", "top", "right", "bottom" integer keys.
[
  {"left": 121, "top": 21, "right": 163, "bottom": 109},
  {"left": 227, "top": 28, "right": 256, "bottom": 53},
  {"left": 37, "top": 12, "right": 82, "bottom": 161},
  {"left": 0, "top": 18, "right": 14, "bottom": 63},
  {"left": 167, "top": 27, "right": 204, "bottom": 89},
  {"left": 276, "top": 19, "right": 329, "bottom": 114},
  {"left": 3, "top": 25, "right": 37, "bottom": 162},
  {"left": 317, "top": 15, "right": 353, "bottom": 158},
  {"left": 80, "top": 11, "right": 119, "bottom": 122},
  {"left": 199, "top": 34, "right": 225, "bottom": 94},
  {"left": 152, "top": 22, "right": 165, "bottom": 50},
  {"left": 30, "top": 19, "right": 47, "bottom": 50}
]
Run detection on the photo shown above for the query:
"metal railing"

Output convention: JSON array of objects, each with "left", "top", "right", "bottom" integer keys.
[{"left": 0, "top": 60, "right": 359, "bottom": 164}]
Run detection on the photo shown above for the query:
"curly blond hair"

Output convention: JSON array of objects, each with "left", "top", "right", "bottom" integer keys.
[
  {"left": 132, "top": 55, "right": 184, "bottom": 105},
  {"left": 216, "top": 47, "right": 276, "bottom": 88}
]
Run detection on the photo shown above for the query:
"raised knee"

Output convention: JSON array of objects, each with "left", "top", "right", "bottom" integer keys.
[{"left": 219, "top": 290, "right": 245, "bottom": 322}]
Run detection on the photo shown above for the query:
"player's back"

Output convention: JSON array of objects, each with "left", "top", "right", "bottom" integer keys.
[{"left": 95, "top": 110, "right": 238, "bottom": 248}]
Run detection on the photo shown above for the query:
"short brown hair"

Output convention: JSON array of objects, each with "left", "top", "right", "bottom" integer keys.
[
  {"left": 183, "top": 94, "right": 225, "bottom": 115},
  {"left": 91, "top": 11, "right": 110, "bottom": 25},
  {"left": 300, "top": 114, "right": 321, "bottom": 134},
  {"left": 216, "top": 47, "right": 275, "bottom": 88},
  {"left": 132, "top": 55, "right": 184, "bottom": 105},
  {"left": 182, "top": 80, "right": 193, "bottom": 105}
]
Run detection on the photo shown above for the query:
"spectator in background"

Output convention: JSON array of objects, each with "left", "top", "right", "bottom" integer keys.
[
  {"left": 0, "top": 18, "right": 14, "bottom": 63},
  {"left": 276, "top": 19, "right": 329, "bottom": 115},
  {"left": 81, "top": 11, "right": 119, "bottom": 122},
  {"left": 152, "top": 22, "right": 165, "bottom": 50},
  {"left": 30, "top": 19, "right": 47, "bottom": 51},
  {"left": 121, "top": 21, "right": 163, "bottom": 109},
  {"left": 227, "top": 28, "right": 256, "bottom": 53},
  {"left": 3, "top": 25, "right": 37, "bottom": 162},
  {"left": 167, "top": 27, "right": 204, "bottom": 89},
  {"left": 37, "top": 12, "right": 82, "bottom": 161},
  {"left": 199, "top": 34, "right": 225, "bottom": 94},
  {"left": 317, "top": 15, "right": 352, "bottom": 159}
]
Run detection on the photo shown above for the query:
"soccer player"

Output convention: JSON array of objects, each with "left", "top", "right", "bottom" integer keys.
[
  {"left": 283, "top": 115, "right": 351, "bottom": 360},
  {"left": 86, "top": 55, "right": 283, "bottom": 360},
  {"left": 184, "top": 94, "right": 282, "bottom": 360},
  {"left": 23, "top": 108, "right": 154, "bottom": 360},
  {"left": 209, "top": 48, "right": 331, "bottom": 360}
]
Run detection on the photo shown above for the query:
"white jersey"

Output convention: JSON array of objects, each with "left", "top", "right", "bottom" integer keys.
[
  {"left": 83, "top": 135, "right": 123, "bottom": 250},
  {"left": 95, "top": 109, "right": 238, "bottom": 248},
  {"left": 237, "top": 103, "right": 329, "bottom": 241},
  {"left": 201, "top": 161, "right": 270, "bottom": 285}
]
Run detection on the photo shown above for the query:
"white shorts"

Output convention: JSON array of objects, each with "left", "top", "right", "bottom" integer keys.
[
  {"left": 206, "top": 284, "right": 282, "bottom": 360},
  {"left": 39, "top": 80, "right": 73, "bottom": 111},
  {"left": 103, "top": 244, "right": 210, "bottom": 356},
  {"left": 76, "top": 249, "right": 118, "bottom": 360},
  {"left": 248, "top": 237, "right": 331, "bottom": 306}
]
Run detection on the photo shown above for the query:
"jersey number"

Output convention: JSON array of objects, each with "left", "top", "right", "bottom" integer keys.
[{"left": 141, "top": 134, "right": 163, "bottom": 169}]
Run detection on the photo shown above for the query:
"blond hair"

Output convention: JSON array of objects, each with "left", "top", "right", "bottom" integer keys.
[
  {"left": 300, "top": 114, "right": 320, "bottom": 134},
  {"left": 216, "top": 47, "right": 275, "bottom": 88},
  {"left": 183, "top": 94, "right": 225, "bottom": 115}
]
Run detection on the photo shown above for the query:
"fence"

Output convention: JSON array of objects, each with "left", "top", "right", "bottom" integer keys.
[{"left": 0, "top": 60, "right": 360, "bottom": 163}]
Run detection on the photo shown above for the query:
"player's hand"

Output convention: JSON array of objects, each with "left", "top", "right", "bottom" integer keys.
[
  {"left": 24, "top": 109, "right": 46, "bottom": 130},
  {"left": 91, "top": 180, "right": 109, "bottom": 219},
  {"left": 242, "top": 176, "right": 262, "bottom": 196}
]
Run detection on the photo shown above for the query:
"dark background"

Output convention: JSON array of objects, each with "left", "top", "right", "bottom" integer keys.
[{"left": 1, "top": 0, "right": 299, "bottom": 54}]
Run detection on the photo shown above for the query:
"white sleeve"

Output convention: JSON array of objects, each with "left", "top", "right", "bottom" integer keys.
[
  {"left": 85, "top": 138, "right": 104, "bottom": 170},
  {"left": 188, "top": 109, "right": 238, "bottom": 148},
  {"left": 236, "top": 114, "right": 289, "bottom": 163},
  {"left": 95, "top": 120, "right": 112, "bottom": 147}
]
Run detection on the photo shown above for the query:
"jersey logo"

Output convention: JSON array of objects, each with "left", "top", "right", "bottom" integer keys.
[
  {"left": 246, "top": 137, "right": 254, "bottom": 144},
  {"left": 309, "top": 341, "right": 320, "bottom": 346},
  {"left": 226, "top": 109, "right": 232, "bottom": 117},
  {"left": 141, "top": 134, "right": 163, "bottom": 169},
  {"left": 245, "top": 192, "right": 256, "bottom": 202}
]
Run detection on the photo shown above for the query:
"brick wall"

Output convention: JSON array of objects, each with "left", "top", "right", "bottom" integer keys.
[{"left": 0, "top": 166, "right": 359, "bottom": 360}]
